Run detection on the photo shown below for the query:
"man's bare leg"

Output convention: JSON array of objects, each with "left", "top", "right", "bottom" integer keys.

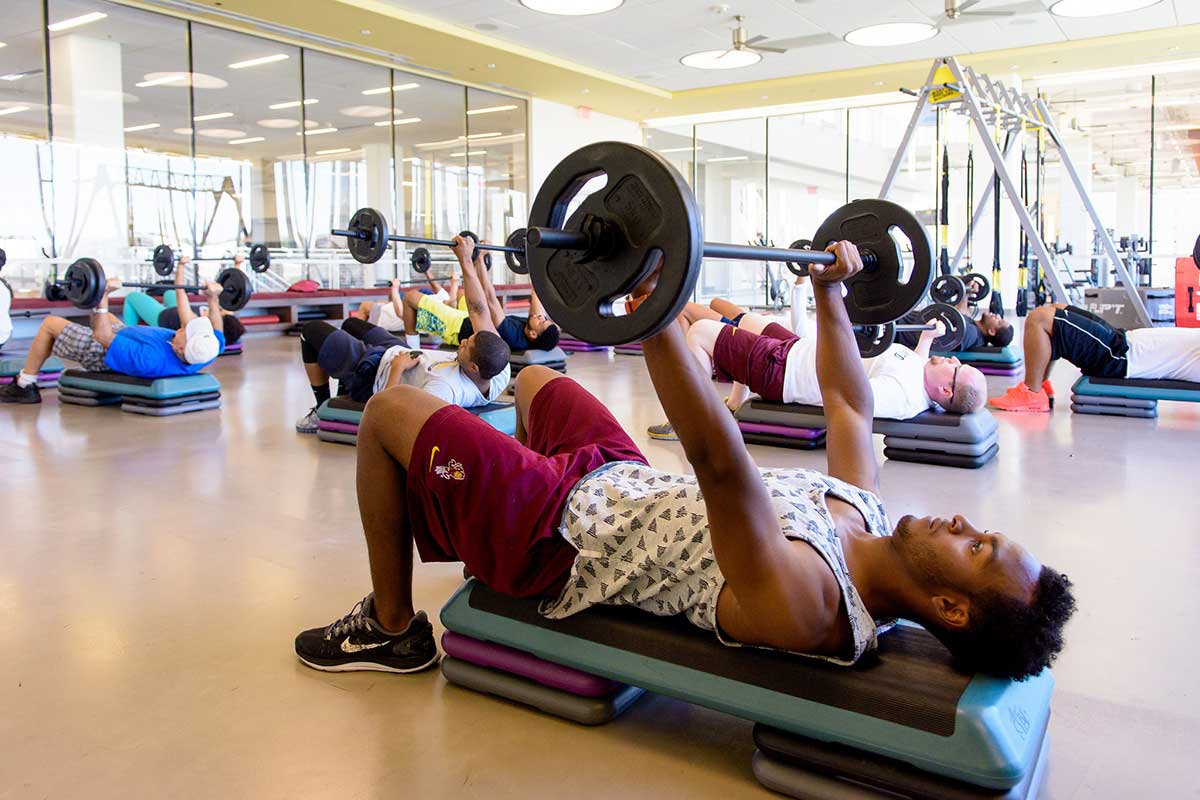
[
  {"left": 21, "top": 316, "right": 70, "bottom": 375},
  {"left": 355, "top": 385, "right": 448, "bottom": 632},
  {"left": 686, "top": 320, "right": 747, "bottom": 411},
  {"left": 1022, "top": 305, "right": 1057, "bottom": 391},
  {"left": 708, "top": 297, "right": 744, "bottom": 320},
  {"left": 401, "top": 290, "right": 423, "bottom": 334}
]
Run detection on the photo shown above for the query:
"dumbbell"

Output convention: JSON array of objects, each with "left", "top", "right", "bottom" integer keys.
[{"left": 45, "top": 257, "right": 253, "bottom": 311}]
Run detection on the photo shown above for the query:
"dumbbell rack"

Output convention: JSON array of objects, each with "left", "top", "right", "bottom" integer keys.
[{"left": 880, "top": 56, "right": 1153, "bottom": 329}]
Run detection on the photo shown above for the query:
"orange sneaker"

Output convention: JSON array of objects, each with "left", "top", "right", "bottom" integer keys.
[
  {"left": 988, "top": 383, "right": 1051, "bottom": 413},
  {"left": 1042, "top": 380, "right": 1055, "bottom": 408}
]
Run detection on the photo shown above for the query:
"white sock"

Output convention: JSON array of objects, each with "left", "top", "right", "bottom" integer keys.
[
  {"left": 16, "top": 372, "right": 38, "bottom": 388},
  {"left": 405, "top": 334, "right": 421, "bottom": 349}
]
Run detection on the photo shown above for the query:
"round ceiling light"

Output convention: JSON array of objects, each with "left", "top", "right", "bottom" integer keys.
[
  {"left": 339, "top": 104, "right": 392, "bottom": 118},
  {"left": 680, "top": 48, "right": 762, "bottom": 70},
  {"left": 137, "top": 71, "right": 227, "bottom": 89},
  {"left": 197, "top": 128, "right": 247, "bottom": 139},
  {"left": 519, "top": 0, "right": 623, "bottom": 15},
  {"left": 844, "top": 22, "right": 937, "bottom": 47},
  {"left": 1049, "top": 0, "right": 1161, "bottom": 17},
  {"left": 257, "top": 118, "right": 300, "bottom": 129}
]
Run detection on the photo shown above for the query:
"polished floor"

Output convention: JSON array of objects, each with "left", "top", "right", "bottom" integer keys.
[{"left": 2, "top": 332, "right": 1199, "bottom": 799}]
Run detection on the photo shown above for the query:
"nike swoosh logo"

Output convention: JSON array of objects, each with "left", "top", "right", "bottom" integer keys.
[
  {"left": 429, "top": 445, "right": 440, "bottom": 471},
  {"left": 340, "top": 638, "right": 390, "bottom": 654}
]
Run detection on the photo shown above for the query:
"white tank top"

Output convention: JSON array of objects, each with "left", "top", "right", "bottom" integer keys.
[{"left": 541, "top": 462, "right": 896, "bottom": 666}]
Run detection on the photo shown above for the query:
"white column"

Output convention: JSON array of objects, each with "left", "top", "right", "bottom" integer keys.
[
  {"left": 50, "top": 34, "right": 128, "bottom": 268},
  {"left": 362, "top": 141, "right": 391, "bottom": 282},
  {"left": 1058, "top": 129, "right": 1093, "bottom": 285}
]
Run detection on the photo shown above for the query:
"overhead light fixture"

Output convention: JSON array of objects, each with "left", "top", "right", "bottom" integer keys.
[
  {"left": 136, "top": 74, "right": 186, "bottom": 88},
  {"left": 656, "top": 146, "right": 700, "bottom": 154},
  {"left": 707, "top": 155, "right": 748, "bottom": 163},
  {"left": 1033, "top": 57, "right": 1200, "bottom": 85},
  {"left": 123, "top": 123, "right": 160, "bottom": 132},
  {"left": 48, "top": 12, "right": 107, "bottom": 32},
  {"left": 372, "top": 116, "right": 423, "bottom": 127},
  {"left": 0, "top": 105, "right": 31, "bottom": 117},
  {"left": 450, "top": 150, "right": 487, "bottom": 157},
  {"left": 465, "top": 131, "right": 502, "bottom": 140},
  {"left": 844, "top": 22, "right": 937, "bottom": 47},
  {"left": 468, "top": 104, "right": 518, "bottom": 116},
  {"left": 268, "top": 99, "right": 317, "bottom": 110},
  {"left": 174, "top": 127, "right": 193, "bottom": 135},
  {"left": 257, "top": 118, "right": 300, "bottom": 129},
  {"left": 316, "top": 147, "right": 352, "bottom": 155},
  {"left": 0, "top": 42, "right": 6, "bottom": 49},
  {"left": 680, "top": 49, "right": 761, "bottom": 70},
  {"left": 402, "top": 157, "right": 422, "bottom": 164},
  {"left": 228, "top": 53, "right": 290, "bottom": 70},
  {"left": 1050, "top": 0, "right": 1161, "bottom": 17},
  {"left": 297, "top": 127, "right": 337, "bottom": 136},
  {"left": 519, "top": 0, "right": 623, "bottom": 14},
  {"left": 230, "top": 136, "right": 265, "bottom": 144},
  {"left": 193, "top": 112, "right": 233, "bottom": 122},
  {"left": 401, "top": 180, "right": 415, "bottom": 187},
  {"left": 361, "top": 82, "right": 419, "bottom": 96}
]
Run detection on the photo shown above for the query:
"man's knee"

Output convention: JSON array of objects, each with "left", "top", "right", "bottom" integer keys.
[
  {"left": 38, "top": 316, "right": 69, "bottom": 337},
  {"left": 1027, "top": 305, "right": 1055, "bottom": 332},
  {"left": 402, "top": 289, "right": 424, "bottom": 308},
  {"left": 686, "top": 319, "right": 722, "bottom": 354},
  {"left": 515, "top": 364, "right": 562, "bottom": 401}
]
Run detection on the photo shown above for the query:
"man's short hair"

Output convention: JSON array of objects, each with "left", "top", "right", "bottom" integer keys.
[
  {"left": 946, "top": 366, "right": 986, "bottom": 413},
  {"left": 984, "top": 323, "right": 1014, "bottom": 348},
  {"left": 931, "top": 566, "right": 1076, "bottom": 681},
  {"left": 471, "top": 330, "right": 510, "bottom": 380},
  {"left": 223, "top": 315, "right": 246, "bottom": 345},
  {"left": 530, "top": 323, "right": 561, "bottom": 351}
]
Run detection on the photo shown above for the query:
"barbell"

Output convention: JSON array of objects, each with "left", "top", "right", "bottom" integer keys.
[
  {"left": 331, "top": 142, "right": 933, "bottom": 345},
  {"left": 45, "top": 258, "right": 253, "bottom": 311},
  {"left": 853, "top": 302, "right": 969, "bottom": 358},
  {"left": 930, "top": 273, "right": 990, "bottom": 306},
  {"left": 408, "top": 231, "right": 493, "bottom": 275},
  {"left": 151, "top": 243, "right": 271, "bottom": 277}
]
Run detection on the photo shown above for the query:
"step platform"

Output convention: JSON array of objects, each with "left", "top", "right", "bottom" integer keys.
[
  {"left": 315, "top": 396, "right": 518, "bottom": 446},
  {"left": 58, "top": 370, "right": 221, "bottom": 415},
  {"left": 1070, "top": 375, "right": 1200, "bottom": 417},
  {"left": 0, "top": 357, "right": 65, "bottom": 388},
  {"left": 509, "top": 346, "right": 567, "bottom": 375}
]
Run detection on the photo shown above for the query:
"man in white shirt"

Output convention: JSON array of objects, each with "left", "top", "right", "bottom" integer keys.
[
  {"left": 648, "top": 301, "right": 987, "bottom": 439},
  {"left": 990, "top": 303, "right": 1200, "bottom": 412}
]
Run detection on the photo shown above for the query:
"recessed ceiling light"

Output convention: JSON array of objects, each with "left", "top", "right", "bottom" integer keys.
[
  {"left": 340, "top": 104, "right": 392, "bottom": 118},
  {"left": 297, "top": 127, "right": 338, "bottom": 136},
  {"left": 360, "top": 29, "right": 371, "bottom": 35},
  {"left": 487, "top": 63, "right": 497, "bottom": 69},
  {"left": 681, "top": 49, "right": 761, "bottom": 69},
  {"left": 1050, "top": 0, "right": 1161, "bottom": 17},
  {"left": 581, "top": 88, "right": 591, "bottom": 93},
  {"left": 48, "top": 12, "right": 107, "bottom": 32},
  {"left": 401, "top": 180, "right": 415, "bottom": 186},
  {"left": 257, "top": 118, "right": 300, "bottom": 129},
  {"left": 520, "top": 0, "right": 623, "bottom": 14},
  {"left": 466, "top": 131, "right": 502, "bottom": 140},
  {"left": 657, "top": 146, "right": 701, "bottom": 153},
  {"left": 468, "top": 104, "right": 519, "bottom": 116},
  {"left": 362, "top": 83, "right": 419, "bottom": 96},
  {"left": 316, "top": 147, "right": 352, "bottom": 155},
  {"left": 228, "top": 53, "right": 290, "bottom": 70},
  {"left": 136, "top": 74, "right": 186, "bottom": 88},
  {"left": 268, "top": 99, "right": 317, "bottom": 110},
  {"left": 373, "top": 117, "right": 423, "bottom": 127},
  {"left": 449, "top": 150, "right": 487, "bottom": 157},
  {"left": 230, "top": 136, "right": 265, "bottom": 144},
  {"left": 0, "top": 105, "right": 31, "bottom": 117},
  {"left": 1, "top": 71, "right": 39, "bottom": 81},
  {"left": 123, "top": 123, "right": 160, "bottom": 132},
  {"left": 173, "top": 128, "right": 194, "bottom": 135},
  {"left": 193, "top": 112, "right": 233, "bottom": 122},
  {"left": 0, "top": 42, "right": 6, "bottom": 49},
  {"left": 198, "top": 128, "right": 247, "bottom": 139},
  {"left": 708, "top": 155, "right": 748, "bottom": 163},
  {"left": 844, "top": 22, "right": 937, "bottom": 47},
  {"left": 135, "top": 72, "right": 226, "bottom": 89}
]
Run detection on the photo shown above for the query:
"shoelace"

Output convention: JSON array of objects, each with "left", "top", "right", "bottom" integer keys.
[{"left": 326, "top": 596, "right": 372, "bottom": 638}]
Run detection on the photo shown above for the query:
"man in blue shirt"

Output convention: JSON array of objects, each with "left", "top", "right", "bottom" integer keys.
[{"left": 1, "top": 261, "right": 224, "bottom": 405}]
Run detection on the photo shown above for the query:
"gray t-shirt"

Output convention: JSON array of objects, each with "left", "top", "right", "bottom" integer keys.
[
  {"left": 541, "top": 463, "right": 896, "bottom": 666},
  {"left": 373, "top": 345, "right": 510, "bottom": 407}
]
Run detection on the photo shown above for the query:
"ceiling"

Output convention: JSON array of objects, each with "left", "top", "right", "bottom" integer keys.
[{"left": 378, "top": 0, "right": 1199, "bottom": 91}]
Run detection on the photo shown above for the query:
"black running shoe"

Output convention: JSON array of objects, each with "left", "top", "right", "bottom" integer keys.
[
  {"left": 295, "top": 594, "right": 439, "bottom": 674},
  {"left": 0, "top": 381, "right": 41, "bottom": 404}
]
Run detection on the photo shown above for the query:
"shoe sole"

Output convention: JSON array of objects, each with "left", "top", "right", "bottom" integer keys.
[
  {"left": 297, "top": 652, "right": 441, "bottom": 674},
  {"left": 988, "top": 405, "right": 1050, "bottom": 413},
  {"left": 296, "top": 428, "right": 318, "bottom": 434},
  {"left": 647, "top": 432, "right": 678, "bottom": 441}
]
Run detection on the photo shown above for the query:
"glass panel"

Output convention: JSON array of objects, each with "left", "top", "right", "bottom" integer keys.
[
  {"left": 644, "top": 125, "right": 695, "bottom": 186},
  {"left": 0, "top": 0, "right": 51, "bottom": 291},
  {"left": 47, "top": 0, "right": 190, "bottom": 284},
  {"left": 1150, "top": 70, "right": 1200, "bottom": 288},
  {"left": 189, "top": 23, "right": 302, "bottom": 284},
  {"left": 694, "top": 118, "right": 766, "bottom": 307},
  {"left": 466, "top": 87, "right": 527, "bottom": 283},
  {"left": 302, "top": 48, "right": 393, "bottom": 289}
]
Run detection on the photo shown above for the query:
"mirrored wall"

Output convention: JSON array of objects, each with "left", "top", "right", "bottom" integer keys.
[{"left": 0, "top": 0, "right": 528, "bottom": 293}]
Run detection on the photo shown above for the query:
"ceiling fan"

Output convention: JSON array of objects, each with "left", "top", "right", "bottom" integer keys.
[
  {"left": 733, "top": 14, "right": 839, "bottom": 54},
  {"left": 934, "top": 0, "right": 1046, "bottom": 25}
]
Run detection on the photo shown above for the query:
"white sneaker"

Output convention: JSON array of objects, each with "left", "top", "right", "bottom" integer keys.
[{"left": 296, "top": 407, "right": 320, "bottom": 434}]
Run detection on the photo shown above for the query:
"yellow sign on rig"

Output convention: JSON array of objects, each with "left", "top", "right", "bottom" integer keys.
[{"left": 929, "top": 64, "right": 961, "bottom": 105}]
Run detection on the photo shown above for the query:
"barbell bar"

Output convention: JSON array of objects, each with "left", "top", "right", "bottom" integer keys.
[
  {"left": 46, "top": 257, "right": 253, "bottom": 312},
  {"left": 151, "top": 243, "right": 271, "bottom": 277}
]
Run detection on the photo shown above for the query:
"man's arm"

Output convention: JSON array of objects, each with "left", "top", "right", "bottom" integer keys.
[
  {"left": 389, "top": 279, "right": 404, "bottom": 320},
  {"left": 475, "top": 253, "right": 507, "bottom": 325},
  {"left": 912, "top": 320, "right": 944, "bottom": 359},
  {"left": 384, "top": 351, "right": 422, "bottom": 389},
  {"left": 172, "top": 261, "right": 199, "bottom": 327},
  {"left": 452, "top": 236, "right": 498, "bottom": 335},
  {"left": 810, "top": 243, "right": 879, "bottom": 494},
  {"left": 90, "top": 278, "right": 121, "bottom": 347}
]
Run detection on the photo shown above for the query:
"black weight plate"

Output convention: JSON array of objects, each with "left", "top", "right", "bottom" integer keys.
[
  {"left": 855, "top": 322, "right": 895, "bottom": 358},
  {"left": 346, "top": 207, "right": 390, "bottom": 265},
  {"left": 812, "top": 200, "right": 933, "bottom": 326},
  {"left": 917, "top": 303, "right": 967, "bottom": 351},
  {"left": 0, "top": 247, "right": 6, "bottom": 270},
  {"left": 963, "top": 272, "right": 990, "bottom": 303},
  {"left": 505, "top": 228, "right": 529, "bottom": 275},
  {"left": 248, "top": 243, "right": 271, "bottom": 273},
  {"left": 527, "top": 142, "right": 703, "bottom": 346},
  {"left": 216, "top": 267, "right": 252, "bottom": 311},
  {"left": 410, "top": 247, "right": 431, "bottom": 275},
  {"left": 152, "top": 244, "right": 176, "bottom": 277},
  {"left": 785, "top": 239, "right": 813, "bottom": 277},
  {"left": 458, "top": 230, "right": 479, "bottom": 244},
  {"left": 1192, "top": 233, "right": 1198, "bottom": 267},
  {"left": 64, "top": 258, "right": 106, "bottom": 309},
  {"left": 930, "top": 274, "right": 965, "bottom": 305},
  {"left": 44, "top": 281, "right": 67, "bottom": 302}
]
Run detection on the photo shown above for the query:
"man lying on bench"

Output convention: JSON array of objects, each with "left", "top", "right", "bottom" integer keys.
[
  {"left": 1, "top": 261, "right": 224, "bottom": 405},
  {"left": 989, "top": 303, "right": 1200, "bottom": 412},
  {"left": 295, "top": 271, "right": 510, "bottom": 433},
  {"left": 647, "top": 294, "right": 988, "bottom": 440},
  {"left": 894, "top": 275, "right": 1013, "bottom": 352},
  {"left": 121, "top": 288, "right": 245, "bottom": 347},
  {"left": 294, "top": 242, "right": 1074, "bottom": 684},
  {"left": 350, "top": 269, "right": 460, "bottom": 334}
]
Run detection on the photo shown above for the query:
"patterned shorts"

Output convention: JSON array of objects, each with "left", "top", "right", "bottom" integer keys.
[{"left": 51, "top": 319, "right": 124, "bottom": 371}]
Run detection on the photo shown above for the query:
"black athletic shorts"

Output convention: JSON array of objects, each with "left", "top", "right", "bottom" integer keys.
[{"left": 1050, "top": 306, "right": 1129, "bottom": 379}]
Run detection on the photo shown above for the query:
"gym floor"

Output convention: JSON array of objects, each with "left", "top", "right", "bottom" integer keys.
[{"left": 2, "top": 333, "right": 1198, "bottom": 799}]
